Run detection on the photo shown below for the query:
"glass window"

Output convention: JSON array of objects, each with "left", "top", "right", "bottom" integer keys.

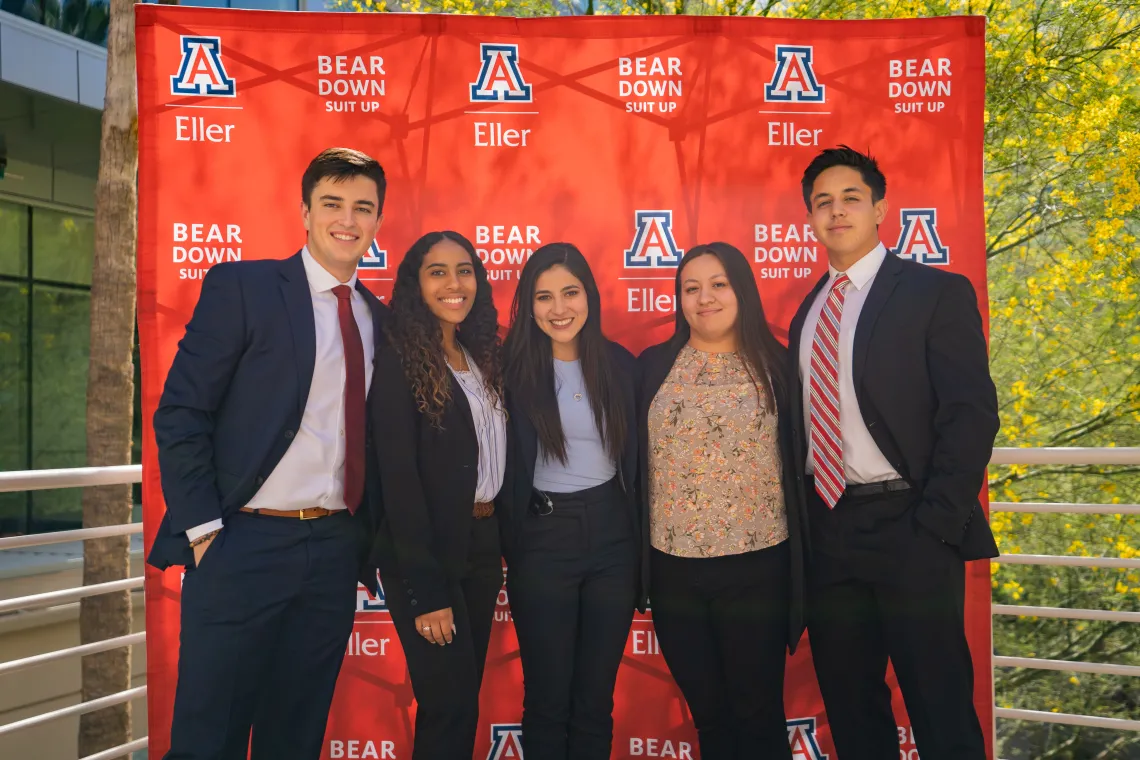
[
  {"left": 0, "top": 200, "right": 29, "bottom": 277},
  {"left": 30, "top": 286, "right": 90, "bottom": 529},
  {"left": 0, "top": 281, "right": 29, "bottom": 533},
  {"left": 32, "top": 208, "right": 95, "bottom": 286}
]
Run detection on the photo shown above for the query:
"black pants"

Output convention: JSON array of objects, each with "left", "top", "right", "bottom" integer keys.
[
  {"left": 507, "top": 479, "right": 638, "bottom": 760},
  {"left": 166, "top": 510, "right": 361, "bottom": 760},
  {"left": 649, "top": 540, "right": 792, "bottom": 760},
  {"left": 383, "top": 515, "right": 502, "bottom": 760},
  {"left": 806, "top": 483, "right": 986, "bottom": 760}
]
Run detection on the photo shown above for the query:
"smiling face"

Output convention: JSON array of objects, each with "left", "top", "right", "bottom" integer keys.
[
  {"left": 806, "top": 165, "right": 887, "bottom": 267},
  {"left": 532, "top": 264, "right": 588, "bottom": 355},
  {"left": 301, "top": 174, "right": 382, "bottom": 282},
  {"left": 419, "top": 238, "right": 478, "bottom": 327},
  {"left": 679, "top": 253, "right": 739, "bottom": 348}
]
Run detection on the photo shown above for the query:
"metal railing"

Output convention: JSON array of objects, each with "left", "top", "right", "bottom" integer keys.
[{"left": 0, "top": 448, "right": 1136, "bottom": 756}]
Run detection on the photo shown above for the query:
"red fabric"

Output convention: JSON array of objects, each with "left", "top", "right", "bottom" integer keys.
[
  {"left": 333, "top": 285, "right": 365, "bottom": 514},
  {"left": 136, "top": 8, "right": 994, "bottom": 759}
]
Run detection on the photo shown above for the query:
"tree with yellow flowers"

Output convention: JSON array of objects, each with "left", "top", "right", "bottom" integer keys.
[{"left": 337, "top": 0, "right": 1139, "bottom": 755}]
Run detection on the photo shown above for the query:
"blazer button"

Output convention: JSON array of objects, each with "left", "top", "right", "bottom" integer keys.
[
  {"left": 285, "top": 430, "right": 295, "bottom": 439},
  {"left": 256, "top": 476, "right": 265, "bottom": 485},
  {"left": 407, "top": 589, "right": 413, "bottom": 595},
  {"left": 410, "top": 599, "right": 418, "bottom": 607}
]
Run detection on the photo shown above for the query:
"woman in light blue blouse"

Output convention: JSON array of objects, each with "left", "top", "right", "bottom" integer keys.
[{"left": 501, "top": 243, "right": 641, "bottom": 760}]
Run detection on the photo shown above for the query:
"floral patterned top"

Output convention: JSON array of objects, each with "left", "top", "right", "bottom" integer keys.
[{"left": 649, "top": 345, "right": 788, "bottom": 558}]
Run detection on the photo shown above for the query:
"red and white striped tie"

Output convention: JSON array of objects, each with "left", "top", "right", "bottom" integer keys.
[{"left": 809, "top": 273, "right": 850, "bottom": 509}]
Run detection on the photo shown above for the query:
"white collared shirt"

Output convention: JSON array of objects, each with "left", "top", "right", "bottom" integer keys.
[
  {"left": 798, "top": 242, "right": 900, "bottom": 485},
  {"left": 449, "top": 346, "right": 507, "bottom": 503},
  {"left": 186, "top": 247, "right": 375, "bottom": 541}
]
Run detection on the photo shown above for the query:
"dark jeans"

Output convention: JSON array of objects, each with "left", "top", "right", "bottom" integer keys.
[
  {"left": 649, "top": 540, "right": 792, "bottom": 760},
  {"left": 806, "top": 484, "right": 985, "bottom": 760},
  {"left": 166, "top": 510, "right": 361, "bottom": 760},
  {"left": 507, "top": 479, "right": 638, "bottom": 760},
  {"left": 383, "top": 515, "right": 503, "bottom": 760}
]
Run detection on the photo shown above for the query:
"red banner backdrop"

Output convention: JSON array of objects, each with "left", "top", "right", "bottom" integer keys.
[{"left": 136, "top": 7, "right": 992, "bottom": 759}]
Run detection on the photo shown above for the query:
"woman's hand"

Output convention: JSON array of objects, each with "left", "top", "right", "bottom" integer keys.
[{"left": 415, "top": 607, "right": 455, "bottom": 646}]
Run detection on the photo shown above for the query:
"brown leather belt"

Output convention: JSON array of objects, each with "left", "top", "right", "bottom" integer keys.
[
  {"left": 239, "top": 506, "right": 336, "bottom": 520},
  {"left": 473, "top": 501, "right": 494, "bottom": 519}
]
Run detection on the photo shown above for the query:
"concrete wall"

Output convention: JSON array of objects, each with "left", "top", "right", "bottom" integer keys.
[{"left": 0, "top": 554, "right": 147, "bottom": 759}]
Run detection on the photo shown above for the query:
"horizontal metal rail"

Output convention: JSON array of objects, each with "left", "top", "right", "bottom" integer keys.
[
  {"left": 79, "top": 737, "right": 149, "bottom": 760},
  {"left": 0, "top": 465, "right": 141, "bottom": 493},
  {"left": 995, "top": 554, "right": 1140, "bottom": 569},
  {"left": 0, "top": 685, "right": 146, "bottom": 737},
  {"left": 995, "top": 706, "right": 1140, "bottom": 731},
  {"left": 993, "top": 604, "right": 1140, "bottom": 624},
  {"left": 992, "top": 502, "right": 1140, "bottom": 515},
  {"left": 994, "top": 655, "right": 1140, "bottom": 678},
  {"left": 0, "top": 632, "right": 145, "bottom": 677},
  {"left": 0, "top": 577, "right": 143, "bottom": 615},
  {"left": 990, "top": 447, "right": 1140, "bottom": 466},
  {"left": 0, "top": 523, "right": 141, "bottom": 551}
]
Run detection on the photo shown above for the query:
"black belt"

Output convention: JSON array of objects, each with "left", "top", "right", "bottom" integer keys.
[{"left": 844, "top": 479, "right": 911, "bottom": 498}]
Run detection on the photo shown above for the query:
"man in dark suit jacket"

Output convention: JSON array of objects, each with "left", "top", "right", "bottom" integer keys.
[
  {"left": 147, "top": 148, "right": 390, "bottom": 760},
  {"left": 787, "top": 146, "right": 999, "bottom": 760}
]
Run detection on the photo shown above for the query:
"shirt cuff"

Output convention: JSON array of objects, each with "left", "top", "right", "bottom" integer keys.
[{"left": 185, "top": 519, "right": 223, "bottom": 543}]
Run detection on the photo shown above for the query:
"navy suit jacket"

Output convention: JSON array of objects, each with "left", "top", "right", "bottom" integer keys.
[{"left": 147, "top": 252, "right": 389, "bottom": 589}]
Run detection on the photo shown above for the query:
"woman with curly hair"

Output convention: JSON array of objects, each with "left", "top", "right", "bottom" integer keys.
[{"left": 369, "top": 230, "right": 506, "bottom": 760}]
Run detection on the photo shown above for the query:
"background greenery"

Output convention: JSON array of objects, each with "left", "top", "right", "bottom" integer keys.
[{"left": 331, "top": 0, "right": 1140, "bottom": 756}]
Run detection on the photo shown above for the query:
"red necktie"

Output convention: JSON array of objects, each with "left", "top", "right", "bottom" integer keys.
[
  {"left": 808, "top": 273, "right": 850, "bottom": 509},
  {"left": 332, "top": 285, "right": 365, "bottom": 514}
]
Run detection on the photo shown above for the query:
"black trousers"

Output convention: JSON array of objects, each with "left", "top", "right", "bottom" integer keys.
[
  {"left": 649, "top": 540, "right": 792, "bottom": 760},
  {"left": 507, "top": 479, "right": 638, "bottom": 760},
  {"left": 806, "top": 482, "right": 986, "bottom": 760},
  {"left": 383, "top": 515, "right": 503, "bottom": 760},
  {"left": 166, "top": 509, "right": 361, "bottom": 760}
]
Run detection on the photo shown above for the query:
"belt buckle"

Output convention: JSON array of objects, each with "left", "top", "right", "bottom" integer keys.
[{"left": 299, "top": 508, "right": 315, "bottom": 520}]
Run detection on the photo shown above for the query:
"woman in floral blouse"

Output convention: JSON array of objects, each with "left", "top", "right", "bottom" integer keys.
[{"left": 637, "top": 242, "right": 808, "bottom": 760}]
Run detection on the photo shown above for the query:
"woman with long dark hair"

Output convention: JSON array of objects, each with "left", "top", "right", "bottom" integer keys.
[
  {"left": 501, "top": 242, "right": 640, "bottom": 760},
  {"left": 370, "top": 230, "right": 506, "bottom": 760},
  {"left": 637, "top": 242, "right": 807, "bottom": 760}
]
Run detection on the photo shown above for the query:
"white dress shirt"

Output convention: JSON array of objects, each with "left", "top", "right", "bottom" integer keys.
[
  {"left": 449, "top": 346, "right": 507, "bottom": 503},
  {"left": 798, "top": 243, "right": 900, "bottom": 485},
  {"left": 185, "top": 247, "right": 375, "bottom": 541}
]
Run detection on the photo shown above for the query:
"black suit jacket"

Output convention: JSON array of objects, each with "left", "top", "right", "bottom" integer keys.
[
  {"left": 147, "top": 252, "right": 390, "bottom": 590},
  {"left": 499, "top": 341, "right": 643, "bottom": 606},
  {"left": 787, "top": 252, "right": 999, "bottom": 561},
  {"left": 637, "top": 339, "right": 809, "bottom": 654},
  {"left": 369, "top": 346, "right": 495, "bottom": 615}
]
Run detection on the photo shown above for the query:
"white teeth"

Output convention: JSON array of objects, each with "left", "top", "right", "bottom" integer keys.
[
  {"left": 550, "top": 318, "right": 572, "bottom": 326},
  {"left": 331, "top": 233, "right": 356, "bottom": 241},
  {"left": 442, "top": 297, "right": 464, "bottom": 304}
]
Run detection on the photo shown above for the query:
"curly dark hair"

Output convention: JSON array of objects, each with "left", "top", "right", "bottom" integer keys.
[{"left": 385, "top": 231, "right": 503, "bottom": 427}]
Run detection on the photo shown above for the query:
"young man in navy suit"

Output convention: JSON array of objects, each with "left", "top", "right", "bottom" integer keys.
[
  {"left": 787, "top": 146, "right": 999, "bottom": 760},
  {"left": 148, "top": 148, "right": 389, "bottom": 760}
]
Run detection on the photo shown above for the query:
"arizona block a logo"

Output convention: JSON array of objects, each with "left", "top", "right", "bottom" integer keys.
[
  {"left": 359, "top": 241, "right": 388, "bottom": 271},
  {"left": 624, "top": 210, "right": 683, "bottom": 269},
  {"left": 470, "top": 44, "right": 532, "bottom": 102},
  {"left": 171, "top": 36, "right": 236, "bottom": 97},
  {"left": 487, "top": 724, "right": 524, "bottom": 760},
  {"left": 787, "top": 718, "right": 829, "bottom": 760},
  {"left": 892, "top": 208, "right": 950, "bottom": 265},
  {"left": 764, "top": 45, "right": 825, "bottom": 103}
]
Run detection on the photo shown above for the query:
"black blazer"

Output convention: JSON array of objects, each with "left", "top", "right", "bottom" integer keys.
[
  {"left": 369, "top": 346, "right": 494, "bottom": 615},
  {"left": 147, "top": 252, "right": 389, "bottom": 589},
  {"left": 787, "top": 252, "right": 1000, "bottom": 561},
  {"left": 637, "top": 339, "right": 809, "bottom": 654},
  {"left": 499, "top": 341, "right": 642, "bottom": 604}
]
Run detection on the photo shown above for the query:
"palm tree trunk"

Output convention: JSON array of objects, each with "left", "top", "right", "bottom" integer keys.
[{"left": 77, "top": 0, "right": 137, "bottom": 754}]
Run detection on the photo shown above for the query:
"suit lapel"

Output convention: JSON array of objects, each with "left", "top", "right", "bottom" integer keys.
[
  {"left": 448, "top": 371, "right": 478, "bottom": 441},
  {"left": 788, "top": 274, "right": 828, "bottom": 436},
  {"left": 356, "top": 282, "right": 386, "bottom": 403},
  {"left": 852, "top": 252, "right": 903, "bottom": 394},
  {"left": 279, "top": 252, "right": 316, "bottom": 419}
]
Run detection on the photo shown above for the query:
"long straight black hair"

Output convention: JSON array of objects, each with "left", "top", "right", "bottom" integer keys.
[
  {"left": 670, "top": 242, "right": 787, "bottom": 412},
  {"left": 504, "top": 243, "right": 628, "bottom": 464}
]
